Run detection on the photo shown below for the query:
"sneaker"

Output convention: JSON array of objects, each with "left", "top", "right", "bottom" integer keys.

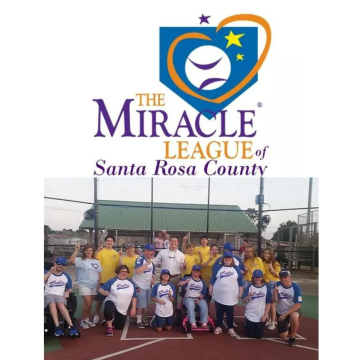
[
  {"left": 93, "top": 315, "right": 99, "bottom": 324},
  {"left": 267, "top": 321, "right": 275, "bottom": 331},
  {"left": 228, "top": 328, "right": 237, "bottom": 337},
  {"left": 191, "top": 323, "right": 197, "bottom": 329},
  {"left": 136, "top": 321, "right": 145, "bottom": 329},
  {"left": 214, "top": 327, "right": 222, "bottom": 335},
  {"left": 142, "top": 319, "right": 150, "bottom": 327},
  {"left": 100, "top": 320, "right": 107, "bottom": 326},
  {"left": 54, "top": 326, "right": 64, "bottom": 336},
  {"left": 83, "top": 319, "right": 96, "bottom": 327},
  {"left": 80, "top": 320, "right": 90, "bottom": 329},
  {"left": 106, "top": 326, "right": 113, "bottom": 337},
  {"left": 265, "top": 318, "right": 271, "bottom": 327},
  {"left": 201, "top": 323, "right": 208, "bottom": 329},
  {"left": 223, "top": 320, "right": 237, "bottom": 328},
  {"left": 150, "top": 315, "right": 156, "bottom": 328},
  {"left": 288, "top": 336, "right": 296, "bottom": 347},
  {"left": 69, "top": 326, "right": 79, "bottom": 336},
  {"left": 129, "top": 317, "right": 137, "bottom": 324}
]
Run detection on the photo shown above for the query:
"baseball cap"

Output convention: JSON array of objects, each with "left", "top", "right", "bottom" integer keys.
[
  {"left": 160, "top": 269, "right": 171, "bottom": 276},
  {"left": 223, "top": 251, "right": 234, "bottom": 258},
  {"left": 224, "top": 242, "right": 235, "bottom": 251},
  {"left": 125, "top": 243, "right": 134, "bottom": 248},
  {"left": 144, "top": 243, "right": 155, "bottom": 251},
  {"left": 279, "top": 268, "right": 291, "bottom": 277},
  {"left": 252, "top": 269, "right": 263, "bottom": 277},
  {"left": 55, "top": 256, "right": 67, "bottom": 266},
  {"left": 239, "top": 246, "right": 245, "bottom": 252},
  {"left": 192, "top": 265, "right": 201, "bottom": 271}
]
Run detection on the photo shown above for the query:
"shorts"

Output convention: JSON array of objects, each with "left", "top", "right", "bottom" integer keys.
[
  {"left": 276, "top": 310, "right": 301, "bottom": 333},
  {"left": 155, "top": 314, "right": 172, "bottom": 328},
  {"left": 94, "top": 283, "right": 107, "bottom": 301},
  {"left": 79, "top": 284, "right": 98, "bottom": 296},
  {"left": 136, "top": 287, "right": 151, "bottom": 308},
  {"left": 44, "top": 294, "right": 67, "bottom": 308}
]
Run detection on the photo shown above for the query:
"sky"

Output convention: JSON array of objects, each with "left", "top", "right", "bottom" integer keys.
[{"left": 44, "top": 177, "right": 319, "bottom": 240}]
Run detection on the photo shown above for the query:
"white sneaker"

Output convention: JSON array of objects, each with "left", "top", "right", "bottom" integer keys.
[
  {"left": 93, "top": 315, "right": 99, "bottom": 324},
  {"left": 80, "top": 320, "right": 90, "bottom": 329},
  {"left": 83, "top": 319, "right": 96, "bottom": 327},
  {"left": 228, "top": 328, "right": 237, "bottom": 336},
  {"left": 267, "top": 321, "right": 275, "bottom": 331},
  {"left": 265, "top": 318, "right": 271, "bottom": 327},
  {"left": 214, "top": 327, "right": 222, "bottom": 335}
]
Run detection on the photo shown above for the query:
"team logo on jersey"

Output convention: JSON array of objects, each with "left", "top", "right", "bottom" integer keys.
[
  {"left": 278, "top": 291, "right": 293, "bottom": 300},
  {"left": 159, "top": 289, "right": 170, "bottom": 297},
  {"left": 219, "top": 269, "right": 234, "bottom": 278},
  {"left": 116, "top": 283, "right": 130, "bottom": 290},
  {"left": 189, "top": 283, "right": 202, "bottom": 291},
  {"left": 49, "top": 280, "right": 66, "bottom": 287},
  {"left": 249, "top": 290, "right": 265, "bottom": 300},
  {"left": 160, "top": 14, "right": 271, "bottom": 118}
]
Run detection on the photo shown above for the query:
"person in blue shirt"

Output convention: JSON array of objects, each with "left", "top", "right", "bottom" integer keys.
[
  {"left": 209, "top": 251, "right": 244, "bottom": 336},
  {"left": 177, "top": 265, "right": 208, "bottom": 329},
  {"left": 213, "top": 242, "right": 245, "bottom": 273},
  {"left": 242, "top": 269, "right": 272, "bottom": 339},
  {"left": 272, "top": 268, "right": 302, "bottom": 347}
]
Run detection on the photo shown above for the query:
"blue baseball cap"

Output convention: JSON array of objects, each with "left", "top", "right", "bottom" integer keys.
[
  {"left": 223, "top": 251, "right": 234, "bottom": 258},
  {"left": 55, "top": 256, "right": 67, "bottom": 266},
  {"left": 161, "top": 269, "right": 170, "bottom": 276},
  {"left": 144, "top": 243, "right": 155, "bottom": 251},
  {"left": 192, "top": 265, "right": 201, "bottom": 271},
  {"left": 224, "top": 242, "right": 235, "bottom": 251},
  {"left": 252, "top": 269, "right": 263, "bottom": 277}
]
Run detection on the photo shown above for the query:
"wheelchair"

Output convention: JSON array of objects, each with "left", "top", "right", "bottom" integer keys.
[
  {"left": 44, "top": 292, "right": 80, "bottom": 338},
  {"left": 178, "top": 294, "right": 215, "bottom": 334}
]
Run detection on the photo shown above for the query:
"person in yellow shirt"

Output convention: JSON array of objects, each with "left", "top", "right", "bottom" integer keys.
[
  {"left": 200, "top": 244, "right": 221, "bottom": 306},
  {"left": 243, "top": 247, "right": 266, "bottom": 287},
  {"left": 119, "top": 243, "right": 139, "bottom": 278},
  {"left": 195, "top": 235, "right": 210, "bottom": 263},
  {"left": 262, "top": 249, "right": 281, "bottom": 330},
  {"left": 93, "top": 235, "right": 120, "bottom": 324},
  {"left": 182, "top": 243, "right": 201, "bottom": 276}
]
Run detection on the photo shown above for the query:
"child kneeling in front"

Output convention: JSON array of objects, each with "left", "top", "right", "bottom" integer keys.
[{"left": 150, "top": 269, "right": 175, "bottom": 332}]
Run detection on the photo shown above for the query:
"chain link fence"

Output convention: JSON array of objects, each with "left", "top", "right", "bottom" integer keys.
[{"left": 44, "top": 177, "right": 318, "bottom": 296}]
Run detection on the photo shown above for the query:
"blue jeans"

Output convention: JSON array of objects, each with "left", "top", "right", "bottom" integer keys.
[{"left": 183, "top": 297, "right": 208, "bottom": 324}]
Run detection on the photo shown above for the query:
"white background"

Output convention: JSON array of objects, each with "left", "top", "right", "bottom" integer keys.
[{"left": 1, "top": 0, "right": 358, "bottom": 357}]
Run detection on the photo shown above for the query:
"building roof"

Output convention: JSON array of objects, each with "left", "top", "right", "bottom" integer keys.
[{"left": 79, "top": 200, "right": 257, "bottom": 234}]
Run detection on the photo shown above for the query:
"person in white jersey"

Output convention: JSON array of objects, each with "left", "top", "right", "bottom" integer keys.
[
  {"left": 132, "top": 243, "right": 156, "bottom": 328},
  {"left": 150, "top": 269, "right": 176, "bottom": 332},
  {"left": 209, "top": 251, "right": 244, "bottom": 336},
  {"left": 272, "top": 268, "right": 302, "bottom": 347},
  {"left": 242, "top": 269, "right": 271, "bottom": 339}
]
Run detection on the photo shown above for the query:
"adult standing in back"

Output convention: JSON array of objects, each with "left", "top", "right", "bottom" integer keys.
[
  {"left": 93, "top": 235, "right": 120, "bottom": 324},
  {"left": 69, "top": 244, "right": 102, "bottom": 329}
]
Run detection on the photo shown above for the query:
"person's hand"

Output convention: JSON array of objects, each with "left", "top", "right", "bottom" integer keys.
[
  {"left": 278, "top": 314, "right": 286, "bottom": 322},
  {"left": 102, "top": 290, "right": 109, "bottom": 296},
  {"left": 209, "top": 288, "right": 213, "bottom": 296},
  {"left": 151, "top": 277, "right": 155, "bottom": 286},
  {"left": 75, "top": 244, "right": 80, "bottom": 251},
  {"left": 273, "top": 284, "right": 279, "bottom": 294},
  {"left": 260, "top": 315, "right": 267, "bottom": 322},
  {"left": 168, "top": 290, "right": 173, "bottom": 298},
  {"left": 118, "top": 248, "right": 123, "bottom": 257},
  {"left": 50, "top": 266, "right": 57, "bottom": 273},
  {"left": 64, "top": 292, "right": 69, "bottom": 299},
  {"left": 97, "top": 245, "right": 104, "bottom": 252},
  {"left": 268, "top": 263, "right": 273, "bottom": 271},
  {"left": 183, "top": 235, "right": 188, "bottom": 243},
  {"left": 247, "top": 292, "right": 253, "bottom": 301},
  {"left": 185, "top": 278, "right": 191, "bottom": 283},
  {"left": 195, "top": 298, "right": 200, "bottom": 305},
  {"left": 129, "top": 308, "right": 136, "bottom": 317},
  {"left": 159, "top": 299, "right": 166, "bottom": 305},
  {"left": 182, "top": 261, "right": 187, "bottom": 270}
]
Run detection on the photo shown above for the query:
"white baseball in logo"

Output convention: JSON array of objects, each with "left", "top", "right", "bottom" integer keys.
[{"left": 185, "top": 45, "right": 231, "bottom": 90}]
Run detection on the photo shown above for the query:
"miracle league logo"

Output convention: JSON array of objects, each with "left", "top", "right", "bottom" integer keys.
[{"left": 93, "top": 14, "right": 272, "bottom": 177}]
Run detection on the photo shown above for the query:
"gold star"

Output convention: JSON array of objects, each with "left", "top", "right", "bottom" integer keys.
[
  {"left": 236, "top": 54, "right": 244, "bottom": 61},
  {"left": 225, "top": 31, "right": 245, "bottom": 48}
]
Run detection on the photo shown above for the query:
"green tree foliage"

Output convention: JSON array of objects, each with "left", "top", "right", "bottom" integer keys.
[
  {"left": 244, "top": 208, "right": 268, "bottom": 232},
  {"left": 271, "top": 220, "right": 298, "bottom": 242}
]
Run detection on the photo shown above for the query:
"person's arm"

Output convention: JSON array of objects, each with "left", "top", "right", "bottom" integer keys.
[
  {"left": 201, "top": 252, "right": 213, "bottom": 268},
  {"left": 69, "top": 244, "right": 80, "bottom": 265},
  {"left": 44, "top": 268, "right": 54, "bottom": 282},
  {"left": 242, "top": 284, "right": 251, "bottom": 303},
  {"left": 135, "top": 256, "right": 154, "bottom": 274},
  {"left": 64, "top": 272, "right": 73, "bottom": 298},
  {"left": 130, "top": 296, "right": 137, "bottom": 317},
  {"left": 261, "top": 303, "right": 271, "bottom": 322},
  {"left": 95, "top": 245, "right": 103, "bottom": 259},
  {"left": 177, "top": 277, "right": 191, "bottom": 287},
  {"left": 272, "top": 283, "right": 279, "bottom": 303},
  {"left": 181, "top": 235, "right": 188, "bottom": 254}
]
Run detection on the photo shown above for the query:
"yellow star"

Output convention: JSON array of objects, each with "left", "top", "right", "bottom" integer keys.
[
  {"left": 225, "top": 31, "right": 245, "bottom": 48},
  {"left": 236, "top": 54, "right": 244, "bottom": 61}
]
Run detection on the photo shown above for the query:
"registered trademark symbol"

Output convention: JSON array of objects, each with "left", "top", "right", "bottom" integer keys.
[{"left": 257, "top": 102, "right": 263, "bottom": 108}]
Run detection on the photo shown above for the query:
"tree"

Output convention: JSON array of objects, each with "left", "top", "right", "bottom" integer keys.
[
  {"left": 271, "top": 220, "right": 298, "bottom": 242},
  {"left": 244, "top": 208, "right": 269, "bottom": 232}
]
